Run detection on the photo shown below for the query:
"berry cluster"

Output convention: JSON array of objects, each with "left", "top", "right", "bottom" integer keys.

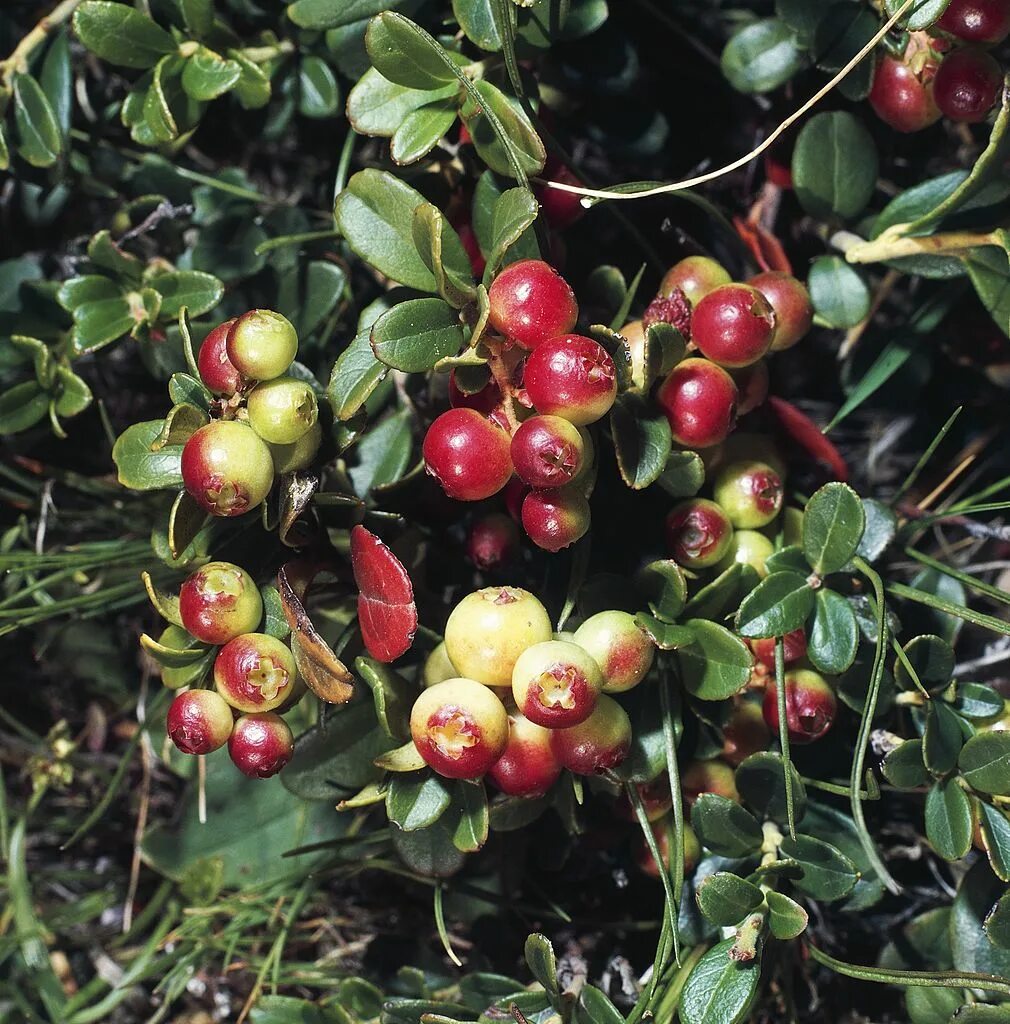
[
  {"left": 423, "top": 260, "right": 617, "bottom": 553},
  {"left": 870, "top": 0, "right": 1008, "bottom": 132},
  {"left": 412, "top": 587, "right": 655, "bottom": 792},
  {"left": 183, "top": 310, "right": 321, "bottom": 517},
  {"left": 641, "top": 258, "right": 812, "bottom": 449},
  {"left": 161, "top": 560, "right": 302, "bottom": 778}
]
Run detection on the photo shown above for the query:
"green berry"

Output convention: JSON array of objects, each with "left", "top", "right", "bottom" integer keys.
[
  {"left": 573, "top": 610, "right": 655, "bottom": 693},
  {"left": 247, "top": 377, "right": 318, "bottom": 445},
  {"left": 715, "top": 529, "right": 775, "bottom": 578},
  {"left": 269, "top": 420, "right": 323, "bottom": 474},
  {"left": 227, "top": 309, "right": 298, "bottom": 381},
  {"left": 713, "top": 459, "right": 784, "bottom": 529}
]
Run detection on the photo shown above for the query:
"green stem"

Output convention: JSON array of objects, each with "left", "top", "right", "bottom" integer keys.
[
  {"left": 851, "top": 557, "right": 902, "bottom": 895},
  {"left": 775, "top": 637, "right": 796, "bottom": 839},
  {"left": 0, "top": 0, "right": 83, "bottom": 89},
  {"left": 807, "top": 942, "right": 1010, "bottom": 997}
]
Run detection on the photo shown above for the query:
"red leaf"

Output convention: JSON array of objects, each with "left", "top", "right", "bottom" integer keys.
[
  {"left": 733, "top": 215, "right": 793, "bottom": 275},
  {"left": 350, "top": 525, "right": 418, "bottom": 663},
  {"left": 767, "top": 397, "right": 849, "bottom": 482}
]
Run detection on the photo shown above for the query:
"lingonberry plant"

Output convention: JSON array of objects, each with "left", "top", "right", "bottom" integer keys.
[{"left": 5, "top": 0, "right": 1010, "bottom": 1021}]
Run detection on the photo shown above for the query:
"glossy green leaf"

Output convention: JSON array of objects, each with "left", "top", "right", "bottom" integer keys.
[
  {"left": 925, "top": 779, "right": 973, "bottom": 861},
  {"left": 484, "top": 186, "right": 540, "bottom": 281},
  {"left": 856, "top": 498, "right": 897, "bottom": 563},
  {"left": 111, "top": 420, "right": 183, "bottom": 490},
  {"left": 736, "top": 751, "right": 807, "bottom": 824},
  {"left": 181, "top": 47, "right": 241, "bottom": 101},
  {"left": 296, "top": 55, "right": 340, "bottom": 118},
  {"left": 780, "top": 834, "right": 858, "bottom": 900},
  {"left": 883, "top": 739, "right": 930, "bottom": 789},
  {"left": 924, "top": 701, "right": 965, "bottom": 777},
  {"left": 953, "top": 684, "right": 1005, "bottom": 721},
  {"left": 691, "top": 794, "right": 763, "bottom": 859},
  {"left": 411, "top": 203, "right": 476, "bottom": 308},
  {"left": 334, "top": 169, "right": 438, "bottom": 291},
  {"left": 348, "top": 410, "right": 413, "bottom": 496},
  {"left": 387, "top": 771, "right": 453, "bottom": 831},
  {"left": 461, "top": 79, "right": 546, "bottom": 177},
  {"left": 960, "top": 733, "right": 1010, "bottom": 796},
  {"left": 721, "top": 18, "right": 806, "bottom": 95},
  {"left": 366, "top": 12, "right": 460, "bottom": 89},
  {"left": 637, "top": 559, "right": 688, "bottom": 623},
  {"left": 370, "top": 297, "right": 463, "bottom": 372},
  {"left": 356, "top": 655, "right": 414, "bottom": 740},
  {"left": 807, "top": 588, "right": 859, "bottom": 675},
  {"left": 793, "top": 112, "right": 878, "bottom": 221},
  {"left": 736, "top": 571, "right": 815, "bottom": 639},
  {"left": 677, "top": 619, "right": 753, "bottom": 700},
  {"left": 73, "top": 1, "right": 176, "bottom": 69},
  {"left": 13, "top": 74, "right": 61, "bottom": 168},
  {"left": 812, "top": 4, "right": 877, "bottom": 99},
  {"left": 575, "top": 986, "right": 625, "bottom": 1024},
  {"left": 766, "top": 890, "right": 809, "bottom": 939},
  {"left": 952, "top": 859, "right": 1010, "bottom": 977},
  {"left": 680, "top": 937, "right": 761, "bottom": 1024},
  {"left": 346, "top": 67, "right": 458, "bottom": 136},
  {"left": 883, "top": 0, "right": 953, "bottom": 29},
  {"left": 0, "top": 381, "right": 49, "bottom": 433},
  {"left": 896, "top": 634, "right": 955, "bottom": 692},
  {"left": 697, "top": 871, "right": 764, "bottom": 927},
  {"left": 611, "top": 393, "right": 673, "bottom": 490},
  {"left": 524, "top": 933, "right": 561, "bottom": 1007},
  {"left": 391, "top": 99, "right": 458, "bottom": 164},
  {"left": 289, "top": 0, "right": 412, "bottom": 29},
  {"left": 452, "top": 780, "right": 489, "bottom": 852},
  {"left": 803, "top": 482, "right": 865, "bottom": 575},
  {"left": 978, "top": 802, "right": 1010, "bottom": 882},
  {"left": 147, "top": 271, "right": 223, "bottom": 319},
  {"left": 964, "top": 244, "right": 1010, "bottom": 340},
  {"left": 327, "top": 329, "right": 388, "bottom": 420}
]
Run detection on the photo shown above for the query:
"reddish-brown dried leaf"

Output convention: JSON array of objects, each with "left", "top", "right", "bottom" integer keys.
[
  {"left": 277, "top": 564, "right": 354, "bottom": 704},
  {"left": 768, "top": 396, "right": 849, "bottom": 482},
  {"left": 350, "top": 525, "right": 418, "bottom": 663},
  {"left": 733, "top": 214, "right": 792, "bottom": 275}
]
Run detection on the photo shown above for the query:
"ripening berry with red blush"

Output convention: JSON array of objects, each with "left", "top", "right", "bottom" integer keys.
[
  {"left": 511, "top": 414, "right": 585, "bottom": 488},
  {"left": 226, "top": 309, "right": 298, "bottom": 381},
  {"left": 423, "top": 408, "right": 513, "bottom": 501},
  {"left": 659, "top": 256, "right": 732, "bottom": 306},
  {"left": 214, "top": 633, "right": 297, "bottom": 713},
  {"left": 713, "top": 459, "right": 784, "bottom": 529},
  {"left": 197, "top": 318, "right": 242, "bottom": 395},
  {"left": 487, "top": 259, "right": 579, "bottom": 350},
  {"left": 692, "top": 284, "right": 776, "bottom": 368},
  {"left": 749, "top": 628, "right": 808, "bottom": 671},
  {"left": 181, "top": 420, "right": 275, "bottom": 517},
  {"left": 934, "top": 48, "right": 1003, "bottom": 123},
  {"left": 487, "top": 713, "right": 562, "bottom": 797},
  {"left": 762, "top": 668, "right": 837, "bottom": 745},
  {"left": 637, "top": 821, "right": 701, "bottom": 879},
  {"left": 573, "top": 610, "right": 655, "bottom": 693},
  {"left": 549, "top": 694, "right": 632, "bottom": 775},
  {"left": 449, "top": 370, "right": 503, "bottom": 416},
  {"left": 656, "top": 358, "right": 738, "bottom": 448},
  {"left": 937, "top": 0, "right": 1010, "bottom": 43},
  {"left": 536, "top": 161, "right": 587, "bottom": 231},
  {"left": 749, "top": 272, "right": 814, "bottom": 352},
  {"left": 665, "top": 498, "right": 734, "bottom": 569},
  {"left": 167, "top": 689, "right": 234, "bottom": 755},
  {"left": 729, "top": 361, "right": 769, "bottom": 416},
  {"left": 511, "top": 639, "right": 604, "bottom": 728},
  {"left": 523, "top": 334, "right": 618, "bottom": 426},
  {"left": 522, "top": 485, "right": 591, "bottom": 552},
  {"left": 179, "top": 561, "right": 263, "bottom": 645},
  {"left": 869, "top": 54, "right": 942, "bottom": 132},
  {"left": 466, "top": 513, "right": 520, "bottom": 571},
  {"left": 410, "top": 678, "right": 509, "bottom": 779},
  {"left": 681, "top": 758, "right": 740, "bottom": 806},
  {"left": 444, "top": 586, "right": 553, "bottom": 688},
  {"left": 229, "top": 712, "right": 294, "bottom": 778},
  {"left": 721, "top": 700, "right": 771, "bottom": 767}
]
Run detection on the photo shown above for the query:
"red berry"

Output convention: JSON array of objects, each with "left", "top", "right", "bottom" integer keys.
[
  {"left": 167, "top": 689, "right": 234, "bottom": 755},
  {"left": 665, "top": 498, "right": 734, "bottom": 569},
  {"left": 535, "top": 162, "right": 586, "bottom": 231},
  {"left": 934, "top": 48, "right": 1003, "bottom": 123},
  {"left": 617, "top": 776, "right": 673, "bottom": 822},
  {"left": 511, "top": 639, "right": 604, "bottom": 728},
  {"left": 523, "top": 334, "right": 618, "bottom": 426},
  {"left": 410, "top": 678, "right": 509, "bottom": 779},
  {"left": 656, "top": 358, "right": 738, "bottom": 448},
  {"left": 549, "top": 694, "right": 632, "bottom": 775},
  {"left": 869, "top": 54, "right": 941, "bottom": 133},
  {"left": 762, "top": 669, "right": 837, "bottom": 745},
  {"left": 749, "top": 628, "right": 808, "bottom": 671},
  {"left": 681, "top": 759, "right": 739, "bottom": 806},
  {"left": 487, "top": 713, "right": 562, "bottom": 797},
  {"left": 179, "top": 561, "right": 263, "bottom": 645},
  {"left": 228, "top": 712, "right": 293, "bottom": 778},
  {"left": 423, "top": 408, "right": 513, "bottom": 501},
  {"left": 511, "top": 414, "right": 585, "bottom": 488},
  {"left": 573, "top": 610, "right": 655, "bottom": 693},
  {"left": 466, "top": 513, "right": 520, "bottom": 571},
  {"left": 937, "top": 0, "right": 1010, "bottom": 43},
  {"left": 713, "top": 459, "right": 784, "bottom": 529},
  {"left": 692, "top": 284, "right": 776, "bottom": 368},
  {"left": 197, "top": 318, "right": 242, "bottom": 395},
  {"left": 181, "top": 420, "right": 275, "bottom": 517},
  {"left": 487, "top": 259, "right": 578, "bottom": 350},
  {"left": 522, "top": 485, "right": 591, "bottom": 552},
  {"left": 449, "top": 370, "right": 502, "bottom": 416},
  {"left": 721, "top": 700, "right": 771, "bottom": 767},
  {"left": 643, "top": 291, "right": 693, "bottom": 340},
  {"left": 749, "top": 272, "right": 814, "bottom": 352},
  {"left": 764, "top": 153, "right": 793, "bottom": 190},
  {"left": 659, "top": 256, "right": 732, "bottom": 305},
  {"left": 504, "top": 475, "right": 528, "bottom": 522},
  {"left": 214, "top": 633, "right": 297, "bottom": 713}
]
